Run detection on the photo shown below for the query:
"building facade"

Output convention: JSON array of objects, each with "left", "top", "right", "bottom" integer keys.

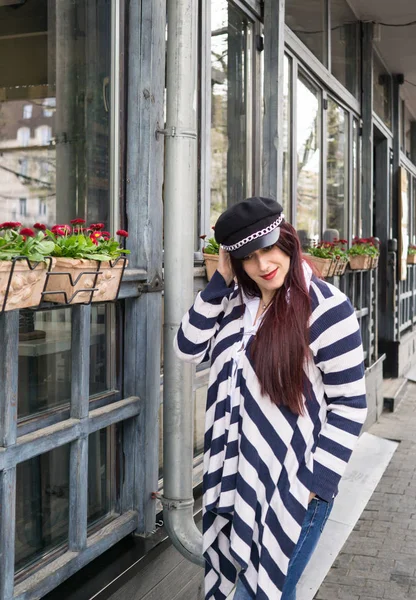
[{"left": 0, "top": 0, "right": 416, "bottom": 598}]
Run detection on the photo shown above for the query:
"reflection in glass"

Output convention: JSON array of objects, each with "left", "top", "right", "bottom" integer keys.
[
  {"left": 285, "top": 0, "right": 327, "bottom": 65},
  {"left": 15, "top": 429, "right": 114, "bottom": 573},
  {"left": 326, "top": 99, "right": 348, "bottom": 239},
  {"left": 18, "top": 305, "right": 110, "bottom": 420},
  {"left": 210, "top": 0, "right": 253, "bottom": 225},
  {"left": 0, "top": 0, "right": 112, "bottom": 228},
  {"left": 330, "top": 0, "right": 360, "bottom": 98},
  {"left": 282, "top": 56, "right": 291, "bottom": 215},
  {"left": 373, "top": 53, "right": 392, "bottom": 129},
  {"left": 296, "top": 76, "right": 321, "bottom": 247}
]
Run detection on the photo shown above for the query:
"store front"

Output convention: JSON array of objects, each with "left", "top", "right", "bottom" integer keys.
[{"left": 1, "top": 0, "right": 416, "bottom": 598}]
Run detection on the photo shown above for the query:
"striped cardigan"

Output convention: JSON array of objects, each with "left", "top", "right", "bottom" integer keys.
[{"left": 174, "top": 267, "right": 367, "bottom": 600}]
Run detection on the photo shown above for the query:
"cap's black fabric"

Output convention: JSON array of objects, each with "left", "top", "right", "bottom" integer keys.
[{"left": 214, "top": 197, "right": 284, "bottom": 257}]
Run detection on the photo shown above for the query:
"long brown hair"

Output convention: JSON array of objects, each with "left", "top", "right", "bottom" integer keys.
[{"left": 230, "top": 222, "right": 312, "bottom": 415}]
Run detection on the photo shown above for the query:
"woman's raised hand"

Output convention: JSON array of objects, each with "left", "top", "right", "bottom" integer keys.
[{"left": 218, "top": 246, "right": 234, "bottom": 286}]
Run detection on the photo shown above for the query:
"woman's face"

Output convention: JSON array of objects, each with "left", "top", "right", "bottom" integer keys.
[{"left": 241, "top": 244, "right": 291, "bottom": 294}]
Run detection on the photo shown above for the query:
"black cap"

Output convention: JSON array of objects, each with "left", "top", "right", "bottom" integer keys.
[{"left": 214, "top": 197, "right": 284, "bottom": 258}]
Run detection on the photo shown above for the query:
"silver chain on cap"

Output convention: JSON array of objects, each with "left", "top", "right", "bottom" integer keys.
[{"left": 221, "top": 214, "right": 285, "bottom": 252}]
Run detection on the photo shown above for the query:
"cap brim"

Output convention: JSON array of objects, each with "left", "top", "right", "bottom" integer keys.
[{"left": 230, "top": 227, "right": 281, "bottom": 258}]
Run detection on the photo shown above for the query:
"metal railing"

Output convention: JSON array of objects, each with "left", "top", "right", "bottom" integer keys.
[
  {"left": 333, "top": 267, "right": 378, "bottom": 367},
  {"left": 398, "top": 264, "right": 416, "bottom": 335}
]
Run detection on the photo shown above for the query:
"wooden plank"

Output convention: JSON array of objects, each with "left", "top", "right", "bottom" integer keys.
[
  {"left": 0, "top": 468, "right": 16, "bottom": 600},
  {"left": 140, "top": 553, "right": 203, "bottom": 600},
  {"left": 69, "top": 436, "right": 88, "bottom": 551},
  {"left": 124, "top": 0, "right": 165, "bottom": 533},
  {"left": 1, "top": 398, "right": 141, "bottom": 469},
  {"left": 171, "top": 570, "right": 204, "bottom": 600},
  {"left": 0, "top": 311, "right": 19, "bottom": 447},
  {"left": 71, "top": 305, "right": 91, "bottom": 420},
  {"left": 13, "top": 512, "right": 138, "bottom": 600},
  {"left": 411, "top": 122, "right": 416, "bottom": 166},
  {"left": 88, "top": 397, "right": 142, "bottom": 434},
  {"left": 262, "top": 0, "right": 285, "bottom": 200}
]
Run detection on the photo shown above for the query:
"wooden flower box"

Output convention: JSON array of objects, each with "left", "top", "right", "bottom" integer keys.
[
  {"left": 348, "top": 255, "right": 372, "bottom": 270},
  {"left": 43, "top": 257, "right": 126, "bottom": 304},
  {"left": 203, "top": 253, "right": 219, "bottom": 281},
  {"left": 0, "top": 259, "right": 53, "bottom": 312},
  {"left": 370, "top": 255, "right": 379, "bottom": 269},
  {"left": 407, "top": 254, "right": 416, "bottom": 265},
  {"left": 304, "top": 255, "right": 332, "bottom": 278}
]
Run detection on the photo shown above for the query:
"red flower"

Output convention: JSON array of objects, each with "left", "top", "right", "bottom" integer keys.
[
  {"left": 199, "top": 234, "right": 207, "bottom": 240},
  {"left": 34, "top": 222, "right": 46, "bottom": 231},
  {"left": 52, "top": 227, "right": 67, "bottom": 237},
  {"left": 89, "top": 222, "right": 105, "bottom": 230},
  {"left": 20, "top": 228, "right": 35, "bottom": 237},
  {"left": 89, "top": 234, "right": 99, "bottom": 246},
  {"left": 70, "top": 218, "right": 86, "bottom": 225},
  {"left": 116, "top": 229, "right": 129, "bottom": 238},
  {"left": 0, "top": 221, "right": 22, "bottom": 229},
  {"left": 51, "top": 224, "right": 70, "bottom": 234},
  {"left": 100, "top": 231, "right": 111, "bottom": 240}
]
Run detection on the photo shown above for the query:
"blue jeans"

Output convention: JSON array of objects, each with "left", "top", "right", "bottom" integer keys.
[{"left": 233, "top": 497, "right": 333, "bottom": 600}]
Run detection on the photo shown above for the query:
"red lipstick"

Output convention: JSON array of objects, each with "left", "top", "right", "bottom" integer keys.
[{"left": 261, "top": 268, "right": 278, "bottom": 281}]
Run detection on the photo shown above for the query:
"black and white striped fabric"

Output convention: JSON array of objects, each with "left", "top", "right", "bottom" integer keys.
[{"left": 174, "top": 265, "right": 367, "bottom": 600}]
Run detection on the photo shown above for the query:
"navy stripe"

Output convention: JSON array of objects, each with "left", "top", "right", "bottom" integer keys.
[
  {"left": 206, "top": 360, "right": 232, "bottom": 410},
  {"left": 188, "top": 305, "right": 224, "bottom": 330},
  {"left": 259, "top": 544, "right": 286, "bottom": 590},
  {"left": 176, "top": 326, "right": 208, "bottom": 357},
  {"left": 326, "top": 393, "right": 367, "bottom": 410},
  {"left": 327, "top": 412, "right": 363, "bottom": 435},
  {"left": 211, "top": 332, "right": 242, "bottom": 365},
  {"left": 240, "top": 375, "right": 289, "bottom": 464},
  {"left": 204, "top": 467, "right": 223, "bottom": 491},
  {"left": 311, "top": 275, "right": 334, "bottom": 299},
  {"left": 264, "top": 504, "right": 296, "bottom": 558},
  {"left": 323, "top": 363, "right": 365, "bottom": 385},
  {"left": 309, "top": 299, "right": 354, "bottom": 344},
  {"left": 316, "top": 434, "right": 352, "bottom": 462},
  {"left": 315, "top": 329, "right": 362, "bottom": 363}
]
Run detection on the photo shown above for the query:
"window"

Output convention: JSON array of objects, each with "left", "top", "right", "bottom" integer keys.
[
  {"left": 43, "top": 98, "right": 56, "bottom": 118},
  {"left": 373, "top": 53, "right": 392, "bottom": 129},
  {"left": 326, "top": 99, "right": 348, "bottom": 239},
  {"left": 23, "top": 104, "right": 33, "bottom": 119},
  {"left": 38, "top": 198, "right": 47, "bottom": 216},
  {"left": 19, "top": 197, "right": 27, "bottom": 216},
  {"left": 15, "top": 428, "right": 115, "bottom": 574},
  {"left": 330, "top": 0, "right": 360, "bottom": 99},
  {"left": 285, "top": 0, "right": 327, "bottom": 66},
  {"left": 296, "top": 74, "right": 321, "bottom": 246},
  {"left": 17, "top": 127, "right": 30, "bottom": 147},
  {"left": 0, "top": 0, "right": 112, "bottom": 229},
  {"left": 36, "top": 125, "right": 52, "bottom": 146},
  {"left": 210, "top": 0, "right": 254, "bottom": 225}
]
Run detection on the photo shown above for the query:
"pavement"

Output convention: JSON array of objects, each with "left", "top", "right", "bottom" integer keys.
[{"left": 315, "top": 381, "right": 416, "bottom": 600}]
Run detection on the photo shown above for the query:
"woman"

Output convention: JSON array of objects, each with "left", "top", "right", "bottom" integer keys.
[{"left": 174, "top": 197, "right": 367, "bottom": 600}]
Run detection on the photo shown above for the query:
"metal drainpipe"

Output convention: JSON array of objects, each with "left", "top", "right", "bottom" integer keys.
[{"left": 162, "top": 0, "right": 204, "bottom": 568}]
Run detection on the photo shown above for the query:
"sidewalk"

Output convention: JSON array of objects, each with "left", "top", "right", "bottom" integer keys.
[{"left": 315, "top": 381, "right": 416, "bottom": 600}]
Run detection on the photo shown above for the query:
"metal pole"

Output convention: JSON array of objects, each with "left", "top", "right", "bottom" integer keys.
[{"left": 162, "top": 0, "right": 204, "bottom": 567}]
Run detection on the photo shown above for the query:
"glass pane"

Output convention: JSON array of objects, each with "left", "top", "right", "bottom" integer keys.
[
  {"left": 0, "top": 0, "right": 112, "bottom": 228},
  {"left": 326, "top": 99, "right": 348, "bottom": 239},
  {"left": 296, "top": 75, "right": 321, "bottom": 247},
  {"left": 373, "top": 53, "right": 392, "bottom": 129},
  {"left": 18, "top": 305, "right": 111, "bottom": 420},
  {"left": 352, "top": 119, "right": 360, "bottom": 238},
  {"left": 285, "top": 0, "right": 327, "bottom": 65},
  {"left": 330, "top": 0, "right": 360, "bottom": 99},
  {"left": 404, "top": 104, "right": 412, "bottom": 159},
  {"left": 15, "top": 444, "right": 70, "bottom": 572},
  {"left": 282, "top": 55, "right": 291, "bottom": 215},
  {"left": 15, "top": 429, "right": 114, "bottom": 573},
  {"left": 210, "top": 0, "right": 253, "bottom": 225}
]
